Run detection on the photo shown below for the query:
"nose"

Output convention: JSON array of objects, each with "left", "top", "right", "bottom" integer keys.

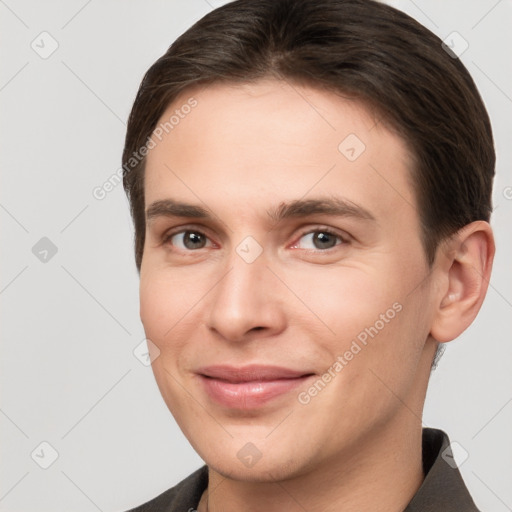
[{"left": 206, "top": 242, "right": 287, "bottom": 343}]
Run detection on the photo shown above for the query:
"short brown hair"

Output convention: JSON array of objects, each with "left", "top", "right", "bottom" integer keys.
[{"left": 123, "top": 0, "right": 495, "bottom": 276}]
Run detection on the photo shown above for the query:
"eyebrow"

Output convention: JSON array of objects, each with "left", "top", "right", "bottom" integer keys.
[{"left": 146, "top": 196, "right": 376, "bottom": 226}]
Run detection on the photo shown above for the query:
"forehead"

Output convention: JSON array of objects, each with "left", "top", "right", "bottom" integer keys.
[{"left": 144, "top": 79, "right": 417, "bottom": 224}]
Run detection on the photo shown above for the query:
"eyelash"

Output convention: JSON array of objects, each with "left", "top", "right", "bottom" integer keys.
[{"left": 161, "top": 225, "right": 348, "bottom": 253}]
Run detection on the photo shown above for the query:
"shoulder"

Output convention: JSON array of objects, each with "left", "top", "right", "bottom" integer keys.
[{"left": 124, "top": 465, "right": 208, "bottom": 512}]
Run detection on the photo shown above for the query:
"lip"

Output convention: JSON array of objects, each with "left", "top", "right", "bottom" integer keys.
[{"left": 196, "top": 364, "right": 315, "bottom": 409}]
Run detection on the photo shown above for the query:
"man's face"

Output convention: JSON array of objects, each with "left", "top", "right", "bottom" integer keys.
[{"left": 140, "top": 80, "right": 438, "bottom": 480}]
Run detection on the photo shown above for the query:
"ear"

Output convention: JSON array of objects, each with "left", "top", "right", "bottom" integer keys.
[{"left": 430, "top": 221, "right": 495, "bottom": 343}]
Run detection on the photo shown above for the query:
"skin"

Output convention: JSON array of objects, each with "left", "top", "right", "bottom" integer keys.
[{"left": 140, "top": 79, "right": 494, "bottom": 512}]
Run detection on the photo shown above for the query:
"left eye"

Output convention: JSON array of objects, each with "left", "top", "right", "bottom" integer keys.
[{"left": 293, "top": 229, "right": 345, "bottom": 251}]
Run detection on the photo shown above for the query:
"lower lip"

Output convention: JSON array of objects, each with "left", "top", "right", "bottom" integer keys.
[{"left": 199, "top": 375, "right": 314, "bottom": 409}]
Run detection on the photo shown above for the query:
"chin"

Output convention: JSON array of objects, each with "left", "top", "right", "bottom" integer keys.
[
  {"left": 194, "top": 435, "right": 319, "bottom": 484},
  {"left": 207, "top": 456, "right": 305, "bottom": 483}
]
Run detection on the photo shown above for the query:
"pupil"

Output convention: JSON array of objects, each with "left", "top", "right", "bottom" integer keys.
[
  {"left": 185, "top": 231, "right": 204, "bottom": 249},
  {"left": 314, "top": 232, "right": 335, "bottom": 249}
]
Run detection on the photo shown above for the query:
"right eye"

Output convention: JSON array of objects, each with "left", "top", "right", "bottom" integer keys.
[{"left": 162, "top": 229, "right": 214, "bottom": 251}]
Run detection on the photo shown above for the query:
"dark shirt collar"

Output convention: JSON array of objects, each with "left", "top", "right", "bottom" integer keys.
[
  {"left": 127, "top": 428, "right": 479, "bottom": 511},
  {"left": 404, "top": 428, "right": 479, "bottom": 511}
]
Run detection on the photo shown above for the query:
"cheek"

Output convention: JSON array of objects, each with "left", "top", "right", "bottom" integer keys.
[
  {"left": 139, "top": 269, "right": 187, "bottom": 351},
  {"left": 139, "top": 275, "right": 168, "bottom": 338},
  {"left": 139, "top": 272, "right": 196, "bottom": 403},
  {"left": 293, "top": 266, "right": 399, "bottom": 339},
  {"left": 139, "top": 267, "right": 212, "bottom": 372},
  {"left": 298, "top": 258, "right": 431, "bottom": 366},
  {"left": 139, "top": 264, "right": 197, "bottom": 333},
  {"left": 337, "top": 275, "right": 433, "bottom": 400}
]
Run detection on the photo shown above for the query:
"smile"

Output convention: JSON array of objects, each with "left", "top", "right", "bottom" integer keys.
[{"left": 196, "top": 364, "right": 315, "bottom": 409}]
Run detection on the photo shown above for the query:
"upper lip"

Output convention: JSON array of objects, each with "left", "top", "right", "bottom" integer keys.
[{"left": 197, "top": 364, "right": 315, "bottom": 383}]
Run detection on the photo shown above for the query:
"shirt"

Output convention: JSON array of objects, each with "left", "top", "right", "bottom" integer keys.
[{"left": 125, "top": 428, "right": 480, "bottom": 511}]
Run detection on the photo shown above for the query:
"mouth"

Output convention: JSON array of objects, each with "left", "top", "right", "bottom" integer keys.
[{"left": 196, "top": 364, "right": 316, "bottom": 409}]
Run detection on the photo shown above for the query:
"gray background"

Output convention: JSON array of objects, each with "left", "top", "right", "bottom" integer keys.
[{"left": 1, "top": 0, "right": 511, "bottom": 511}]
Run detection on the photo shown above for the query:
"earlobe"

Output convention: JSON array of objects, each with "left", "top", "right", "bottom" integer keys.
[{"left": 430, "top": 221, "right": 495, "bottom": 343}]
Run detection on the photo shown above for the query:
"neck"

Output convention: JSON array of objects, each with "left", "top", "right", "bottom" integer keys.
[{"left": 198, "top": 416, "right": 425, "bottom": 512}]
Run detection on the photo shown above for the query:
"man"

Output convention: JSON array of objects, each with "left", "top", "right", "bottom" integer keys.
[{"left": 122, "top": 0, "right": 495, "bottom": 510}]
